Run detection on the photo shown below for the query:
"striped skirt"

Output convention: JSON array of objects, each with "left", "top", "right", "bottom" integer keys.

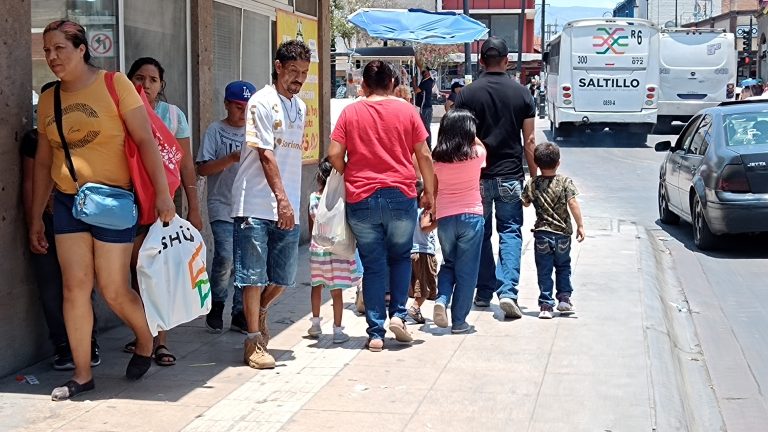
[{"left": 309, "top": 241, "right": 362, "bottom": 290}]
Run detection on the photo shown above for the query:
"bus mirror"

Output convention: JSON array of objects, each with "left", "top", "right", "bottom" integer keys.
[{"left": 542, "top": 52, "right": 550, "bottom": 64}]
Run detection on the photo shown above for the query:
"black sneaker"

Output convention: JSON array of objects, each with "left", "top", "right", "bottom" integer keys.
[
  {"left": 206, "top": 301, "right": 225, "bottom": 333},
  {"left": 230, "top": 311, "right": 248, "bottom": 334},
  {"left": 91, "top": 339, "right": 101, "bottom": 367},
  {"left": 52, "top": 344, "right": 75, "bottom": 371}
]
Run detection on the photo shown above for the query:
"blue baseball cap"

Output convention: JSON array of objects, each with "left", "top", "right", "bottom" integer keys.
[{"left": 225, "top": 81, "right": 256, "bottom": 104}]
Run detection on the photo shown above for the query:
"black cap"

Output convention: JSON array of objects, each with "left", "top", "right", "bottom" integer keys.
[{"left": 481, "top": 36, "right": 509, "bottom": 59}]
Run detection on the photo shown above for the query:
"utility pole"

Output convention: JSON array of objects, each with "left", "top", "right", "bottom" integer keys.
[
  {"left": 538, "top": 1, "right": 547, "bottom": 119},
  {"left": 464, "top": 0, "right": 472, "bottom": 83},
  {"left": 675, "top": 0, "right": 678, "bottom": 26},
  {"left": 517, "top": 0, "right": 526, "bottom": 76}
]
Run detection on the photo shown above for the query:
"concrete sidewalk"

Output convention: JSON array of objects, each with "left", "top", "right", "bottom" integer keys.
[{"left": 0, "top": 212, "right": 661, "bottom": 432}]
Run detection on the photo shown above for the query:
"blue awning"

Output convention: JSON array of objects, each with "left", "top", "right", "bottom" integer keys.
[{"left": 348, "top": 8, "right": 489, "bottom": 45}]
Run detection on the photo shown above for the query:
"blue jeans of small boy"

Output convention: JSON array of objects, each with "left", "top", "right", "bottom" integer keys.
[
  {"left": 346, "top": 188, "right": 416, "bottom": 341},
  {"left": 436, "top": 213, "right": 484, "bottom": 326},
  {"left": 533, "top": 231, "right": 573, "bottom": 308},
  {"left": 209, "top": 221, "right": 243, "bottom": 315}
]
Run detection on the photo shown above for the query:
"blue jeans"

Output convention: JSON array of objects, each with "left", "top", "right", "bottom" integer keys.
[
  {"left": 232, "top": 217, "right": 300, "bottom": 288},
  {"left": 436, "top": 214, "right": 484, "bottom": 326},
  {"left": 534, "top": 231, "right": 573, "bottom": 307},
  {"left": 209, "top": 221, "right": 242, "bottom": 315},
  {"left": 346, "top": 188, "right": 416, "bottom": 340},
  {"left": 476, "top": 177, "right": 524, "bottom": 302}
]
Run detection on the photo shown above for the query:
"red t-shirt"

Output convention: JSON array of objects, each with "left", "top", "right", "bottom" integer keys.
[{"left": 331, "top": 99, "right": 429, "bottom": 203}]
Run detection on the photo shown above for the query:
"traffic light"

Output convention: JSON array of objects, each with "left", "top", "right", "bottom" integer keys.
[{"left": 743, "top": 31, "right": 752, "bottom": 54}]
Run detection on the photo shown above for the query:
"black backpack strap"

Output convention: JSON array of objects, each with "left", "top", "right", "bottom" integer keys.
[{"left": 53, "top": 82, "right": 79, "bottom": 189}]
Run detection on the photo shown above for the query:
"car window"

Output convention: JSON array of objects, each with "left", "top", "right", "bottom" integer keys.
[
  {"left": 677, "top": 115, "right": 702, "bottom": 151},
  {"left": 688, "top": 115, "right": 712, "bottom": 156},
  {"left": 724, "top": 111, "right": 768, "bottom": 146}
]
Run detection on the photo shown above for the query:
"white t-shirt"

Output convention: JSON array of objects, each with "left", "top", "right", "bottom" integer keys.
[{"left": 231, "top": 85, "right": 306, "bottom": 223}]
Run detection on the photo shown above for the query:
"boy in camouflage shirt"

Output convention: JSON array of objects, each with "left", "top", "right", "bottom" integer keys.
[{"left": 522, "top": 142, "right": 585, "bottom": 319}]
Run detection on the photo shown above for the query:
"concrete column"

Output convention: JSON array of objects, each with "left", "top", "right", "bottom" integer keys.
[
  {"left": 0, "top": 1, "right": 48, "bottom": 377},
  {"left": 191, "top": 0, "right": 215, "bottom": 149}
]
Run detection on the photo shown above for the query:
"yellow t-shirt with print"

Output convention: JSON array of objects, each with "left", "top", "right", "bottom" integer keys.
[{"left": 37, "top": 70, "right": 144, "bottom": 194}]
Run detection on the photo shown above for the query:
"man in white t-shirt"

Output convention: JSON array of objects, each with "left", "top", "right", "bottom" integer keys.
[{"left": 231, "top": 40, "right": 311, "bottom": 369}]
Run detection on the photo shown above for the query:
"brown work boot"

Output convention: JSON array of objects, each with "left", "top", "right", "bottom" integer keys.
[
  {"left": 243, "top": 334, "right": 275, "bottom": 369},
  {"left": 259, "top": 307, "right": 269, "bottom": 346}
]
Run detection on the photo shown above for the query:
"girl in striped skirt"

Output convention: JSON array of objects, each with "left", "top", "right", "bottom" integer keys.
[{"left": 307, "top": 158, "right": 362, "bottom": 343}]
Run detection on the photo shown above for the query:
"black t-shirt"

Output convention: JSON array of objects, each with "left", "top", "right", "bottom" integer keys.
[
  {"left": 418, "top": 77, "right": 434, "bottom": 108},
  {"left": 455, "top": 72, "right": 536, "bottom": 180}
]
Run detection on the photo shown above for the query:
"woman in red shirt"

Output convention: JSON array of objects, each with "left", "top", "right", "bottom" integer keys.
[{"left": 328, "top": 61, "right": 435, "bottom": 352}]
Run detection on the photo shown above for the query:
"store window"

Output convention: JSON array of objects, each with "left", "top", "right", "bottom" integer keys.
[
  {"left": 474, "top": 14, "right": 519, "bottom": 52},
  {"left": 32, "top": 0, "right": 119, "bottom": 117},
  {"left": 124, "top": 0, "right": 189, "bottom": 120},
  {"left": 212, "top": 2, "right": 272, "bottom": 119}
]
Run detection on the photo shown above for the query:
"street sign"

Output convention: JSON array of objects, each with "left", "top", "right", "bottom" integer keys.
[
  {"left": 736, "top": 26, "right": 758, "bottom": 38},
  {"left": 89, "top": 30, "right": 114, "bottom": 58}
]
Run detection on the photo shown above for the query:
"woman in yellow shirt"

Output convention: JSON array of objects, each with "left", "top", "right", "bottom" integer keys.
[{"left": 30, "top": 20, "right": 175, "bottom": 401}]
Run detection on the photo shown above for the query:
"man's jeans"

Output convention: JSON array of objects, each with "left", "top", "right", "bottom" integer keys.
[
  {"left": 436, "top": 213, "right": 484, "bottom": 326},
  {"left": 476, "top": 177, "right": 524, "bottom": 303},
  {"left": 534, "top": 231, "right": 573, "bottom": 308},
  {"left": 346, "top": 188, "right": 416, "bottom": 340},
  {"left": 210, "top": 221, "right": 242, "bottom": 315},
  {"left": 420, "top": 106, "right": 433, "bottom": 148}
]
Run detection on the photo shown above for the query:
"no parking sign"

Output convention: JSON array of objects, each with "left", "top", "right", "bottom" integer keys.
[{"left": 89, "top": 30, "right": 114, "bottom": 58}]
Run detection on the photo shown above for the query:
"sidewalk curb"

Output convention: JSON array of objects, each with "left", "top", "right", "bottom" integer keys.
[{"left": 638, "top": 227, "right": 725, "bottom": 432}]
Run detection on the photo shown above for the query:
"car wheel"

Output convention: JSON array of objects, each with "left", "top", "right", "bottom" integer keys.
[
  {"left": 658, "top": 183, "right": 680, "bottom": 225},
  {"left": 692, "top": 194, "right": 717, "bottom": 250}
]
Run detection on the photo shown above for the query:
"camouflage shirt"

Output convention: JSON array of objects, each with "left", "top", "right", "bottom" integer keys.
[{"left": 522, "top": 175, "right": 579, "bottom": 236}]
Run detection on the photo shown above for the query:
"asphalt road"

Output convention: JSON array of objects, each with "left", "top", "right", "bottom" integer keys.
[{"left": 534, "top": 120, "right": 768, "bottom": 430}]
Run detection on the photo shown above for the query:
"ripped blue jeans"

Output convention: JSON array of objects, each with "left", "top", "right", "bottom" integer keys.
[{"left": 533, "top": 230, "right": 573, "bottom": 308}]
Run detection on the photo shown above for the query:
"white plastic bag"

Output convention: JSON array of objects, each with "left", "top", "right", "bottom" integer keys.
[
  {"left": 312, "top": 169, "right": 356, "bottom": 258},
  {"left": 137, "top": 215, "right": 212, "bottom": 336}
]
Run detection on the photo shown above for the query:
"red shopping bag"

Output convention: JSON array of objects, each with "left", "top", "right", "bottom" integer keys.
[{"left": 105, "top": 72, "right": 182, "bottom": 225}]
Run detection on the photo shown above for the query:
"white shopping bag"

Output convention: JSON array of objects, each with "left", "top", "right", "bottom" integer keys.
[
  {"left": 137, "top": 215, "right": 212, "bottom": 336},
  {"left": 312, "top": 169, "right": 356, "bottom": 258}
]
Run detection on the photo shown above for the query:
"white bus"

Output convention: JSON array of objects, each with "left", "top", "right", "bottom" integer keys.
[
  {"left": 656, "top": 28, "right": 736, "bottom": 132},
  {"left": 545, "top": 18, "right": 660, "bottom": 142}
]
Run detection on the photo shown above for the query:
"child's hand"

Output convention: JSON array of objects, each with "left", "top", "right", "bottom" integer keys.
[{"left": 575, "top": 226, "right": 585, "bottom": 243}]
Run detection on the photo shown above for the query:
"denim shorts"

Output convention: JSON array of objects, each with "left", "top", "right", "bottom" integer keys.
[
  {"left": 233, "top": 217, "right": 300, "bottom": 288},
  {"left": 52, "top": 191, "right": 137, "bottom": 244}
]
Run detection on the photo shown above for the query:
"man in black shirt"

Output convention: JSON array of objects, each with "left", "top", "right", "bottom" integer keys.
[
  {"left": 414, "top": 68, "right": 434, "bottom": 147},
  {"left": 455, "top": 36, "right": 538, "bottom": 319}
]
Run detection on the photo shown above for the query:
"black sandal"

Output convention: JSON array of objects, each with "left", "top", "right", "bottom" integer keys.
[
  {"left": 123, "top": 339, "right": 137, "bottom": 354},
  {"left": 126, "top": 353, "right": 152, "bottom": 380},
  {"left": 153, "top": 345, "right": 176, "bottom": 367},
  {"left": 51, "top": 379, "right": 95, "bottom": 401}
]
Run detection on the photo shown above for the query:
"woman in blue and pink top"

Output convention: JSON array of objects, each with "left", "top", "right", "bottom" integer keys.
[{"left": 430, "top": 109, "right": 486, "bottom": 334}]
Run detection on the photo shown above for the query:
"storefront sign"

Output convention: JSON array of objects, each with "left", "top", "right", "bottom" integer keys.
[{"left": 277, "top": 10, "right": 319, "bottom": 164}]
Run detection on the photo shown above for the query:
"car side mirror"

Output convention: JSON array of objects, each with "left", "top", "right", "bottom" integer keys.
[{"left": 654, "top": 140, "right": 672, "bottom": 152}]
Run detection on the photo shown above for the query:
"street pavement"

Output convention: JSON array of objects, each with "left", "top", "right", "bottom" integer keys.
[
  {"left": 551, "top": 123, "right": 768, "bottom": 431},
  {"left": 1, "top": 119, "right": 760, "bottom": 431}
]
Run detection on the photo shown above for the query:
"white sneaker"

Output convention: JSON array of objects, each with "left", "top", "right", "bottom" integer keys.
[
  {"left": 433, "top": 303, "right": 449, "bottom": 328},
  {"left": 557, "top": 299, "right": 575, "bottom": 314},
  {"left": 333, "top": 325, "right": 350, "bottom": 344},
  {"left": 499, "top": 298, "right": 523, "bottom": 319},
  {"left": 307, "top": 317, "right": 322, "bottom": 338},
  {"left": 538, "top": 308, "right": 553, "bottom": 319}
]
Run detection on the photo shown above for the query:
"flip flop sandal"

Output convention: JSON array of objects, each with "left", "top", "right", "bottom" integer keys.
[
  {"left": 153, "top": 344, "right": 176, "bottom": 367},
  {"left": 123, "top": 339, "right": 137, "bottom": 354},
  {"left": 126, "top": 353, "right": 152, "bottom": 380},
  {"left": 51, "top": 379, "right": 95, "bottom": 401}
]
